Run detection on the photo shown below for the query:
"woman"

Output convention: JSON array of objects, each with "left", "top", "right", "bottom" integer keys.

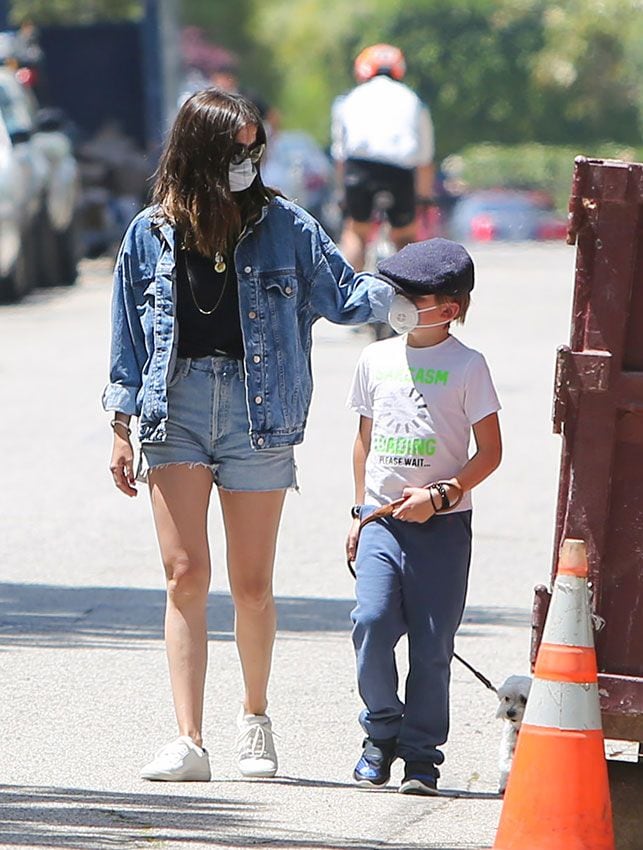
[{"left": 103, "top": 88, "right": 392, "bottom": 781}]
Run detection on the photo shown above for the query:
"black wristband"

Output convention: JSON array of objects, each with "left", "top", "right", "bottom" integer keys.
[
  {"left": 350, "top": 504, "right": 362, "bottom": 520},
  {"left": 432, "top": 482, "right": 450, "bottom": 511}
]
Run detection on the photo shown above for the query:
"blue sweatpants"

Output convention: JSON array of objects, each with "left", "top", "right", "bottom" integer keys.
[{"left": 351, "top": 508, "right": 472, "bottom": 765}]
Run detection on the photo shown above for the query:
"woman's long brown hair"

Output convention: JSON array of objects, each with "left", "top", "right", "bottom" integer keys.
[{"left": 152, "top": 88, "right": 273, "bottom": 256}]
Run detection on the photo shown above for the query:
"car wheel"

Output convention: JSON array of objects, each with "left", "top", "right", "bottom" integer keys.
[
  {"left": 0, "top": 240, "right": 33, "bottom": 303},
  {"left": 35, "top": 211, "right": 60, "bottom": 288},
  {"left": 54, "top": 218, "right": 79, "bottom": 286}
]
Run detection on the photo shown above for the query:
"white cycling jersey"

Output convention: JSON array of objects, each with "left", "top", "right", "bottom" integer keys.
[{"left": 331, "top": 75, "right": 434, "bottom": 170}]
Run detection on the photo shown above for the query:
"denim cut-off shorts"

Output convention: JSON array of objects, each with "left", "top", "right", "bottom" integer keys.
[{"left": 140, "top": 356, "right": 297, "bottom": 491}]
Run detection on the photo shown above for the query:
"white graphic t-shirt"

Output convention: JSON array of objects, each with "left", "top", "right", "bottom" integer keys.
[{"left": 347, "top": 335, "right": 501, "bottom": 511}]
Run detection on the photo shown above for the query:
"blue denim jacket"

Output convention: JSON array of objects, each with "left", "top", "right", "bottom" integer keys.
[{"left": 102, "top": 197, "right": 393, "bottom": 448}]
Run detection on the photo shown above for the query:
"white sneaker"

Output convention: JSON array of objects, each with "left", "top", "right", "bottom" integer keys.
[
  {"left": 236, "top": 708, "right": 278, "bottom": 777},
  {"left": 140, "top": 736, "right": 211, "bottom": 781}
]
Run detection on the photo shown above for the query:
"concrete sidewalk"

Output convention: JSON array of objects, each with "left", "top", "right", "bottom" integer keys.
[{"left": 0, "top": 244, "right": 574, "bottom": 849}]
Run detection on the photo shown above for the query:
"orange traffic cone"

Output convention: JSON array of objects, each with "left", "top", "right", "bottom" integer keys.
[{"left": 492, "top": 538, "right": 615, "bottom": 850}]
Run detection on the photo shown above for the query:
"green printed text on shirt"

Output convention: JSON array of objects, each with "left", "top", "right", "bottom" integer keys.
[
  {"left": 375, "top": 367, "right": 449, "bottom": 385},
  {"left": 373, "top": 434, "right": 437, "bottom": 456}
]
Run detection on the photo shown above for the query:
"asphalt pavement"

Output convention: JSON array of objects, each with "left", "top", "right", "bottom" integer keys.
[{"left": 0, "top": 243, "right": 575, "bottom": 849}]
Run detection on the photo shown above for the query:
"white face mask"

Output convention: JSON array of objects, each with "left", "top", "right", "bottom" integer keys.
[
  {"left": 388, "top": 293, "right": 451, "bottom": 335},
  {"left": 228, "top": 159, "right": 257, "bottom": 192}
]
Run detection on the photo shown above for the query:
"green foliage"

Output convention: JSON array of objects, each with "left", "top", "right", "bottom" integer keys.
[
  {"left": 182, "top": 0, "right": 279, "bottom": 106},
  {"left": 10, "top": 0, "right": 143, "bottom": 24},
  {"left": 389, "top": 0, "right": 642, "bottom": 157},
  {"left": 443, "top": 142, "right": 643, "bottom": 212},
  {"left": 251, "top": 0, "right": 404, "bottom": 141},
  {"left": 388, "top": 0, "right": 545, "bottom": 156},
  {"left": 250, "top": 0, "right": 643, "bottom": 157}
]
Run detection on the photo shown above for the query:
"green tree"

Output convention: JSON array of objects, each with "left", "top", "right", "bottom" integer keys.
[
  {"left": 252, "top": 0, "right": 402, "bottom": 141},
  {"left": 392, "top": 0, "right": 643, "bottom": 152},
  {"left": 10, "top": 0, "right": 142, "bottom": 24},
  {"left": 387, "top": 0, "right": 549, "bottom": 157},
  {"left": 531, "top": 0, "right": 643, "bottom": 143},
  {"left": 252, "top": 0, "right": 643, "bottom": 154},
  {"left": 182, "top": 0, "right": 279, "bottom": 106}
]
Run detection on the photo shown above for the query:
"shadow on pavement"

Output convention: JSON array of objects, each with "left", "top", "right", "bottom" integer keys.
[
  {"left": 250, "top": 776, "right": 500, "bottom": 799},
  {"left": 0, "top": 783, "right": 491, "bottom": 849},
  {"left": 0, "top": 581, "right": 529, "bottom": 650},
  {"left": 0, "top": 784, "right": 253, "bottom": 849}
]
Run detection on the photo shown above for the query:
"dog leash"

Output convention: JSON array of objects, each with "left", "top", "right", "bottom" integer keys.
[
  {"left": 346, "top": 485, "right": 497, "bottom": 695},
  {"left": 452, "top": 652, "right": 497, "bottom": 694},
  {"left": 345, "top": 497, "right": 405, "bottom": 580},
  {"left": 346, "top": 482, "right": 464, "bottom": 578}
]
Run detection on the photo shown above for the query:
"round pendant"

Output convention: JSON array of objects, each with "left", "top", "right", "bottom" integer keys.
[{"left": 214, "top": 252, "right": 226, "bottom": 274}]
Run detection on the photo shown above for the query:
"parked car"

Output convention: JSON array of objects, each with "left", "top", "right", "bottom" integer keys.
[
  {"left": 30, "top": 106, "right": 81, "bottom": 285},
  {"left": 448, "top": 189, "right": 568, "bottom": 242},
  {"left": 262, "top": 130, "right": 341, "bottom": 237},
  {"left": 0, "top": 65, "right": 80, "bottom": 291},
  {"left": 0, "top": 109, "right": 37, "bottom": 301}
]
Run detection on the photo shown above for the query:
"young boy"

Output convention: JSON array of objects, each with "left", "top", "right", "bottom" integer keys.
[{"left": 346, "top": 238, "right": 502, "bottom": 795}]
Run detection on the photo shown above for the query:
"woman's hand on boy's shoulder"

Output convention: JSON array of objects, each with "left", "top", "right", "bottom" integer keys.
[{"left": 392, "top": 488, "right": 436, "bottom": 523}]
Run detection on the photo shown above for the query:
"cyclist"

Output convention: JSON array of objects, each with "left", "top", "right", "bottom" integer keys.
[{"left": 331, "top": 44, "right": 435, "bottom": 271}]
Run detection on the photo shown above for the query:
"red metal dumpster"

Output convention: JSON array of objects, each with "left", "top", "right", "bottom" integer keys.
[{"left": 532, "top": 156, "right": 643, "bottom": 745}]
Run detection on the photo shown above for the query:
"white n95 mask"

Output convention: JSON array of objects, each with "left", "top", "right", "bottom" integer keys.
[
  {"left": 228, "top": 159, "right": 257, "bottom": 192},
  {"left": 387, "top": 294, "right": 451, "bottom": 334}
]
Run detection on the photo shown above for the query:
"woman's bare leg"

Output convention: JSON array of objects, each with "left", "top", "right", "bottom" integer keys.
[
  {"left": 218, "top": 488, "right": 286, "bottom": 715},
  {"left": 149, "top": 464, "right": 214, "bottom": 747}
]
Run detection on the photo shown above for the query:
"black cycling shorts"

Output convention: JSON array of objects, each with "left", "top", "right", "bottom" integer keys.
[{"left": 343, "top": 158, "right": 416, "bottom": 228}]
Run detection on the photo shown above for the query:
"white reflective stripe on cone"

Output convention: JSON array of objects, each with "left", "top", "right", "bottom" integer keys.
[
  {"left": 522, "top": 679, "right": 602, "bottom": 731},
  {"left": 541, "top": 575, "right": 594, "bottom": 647}
]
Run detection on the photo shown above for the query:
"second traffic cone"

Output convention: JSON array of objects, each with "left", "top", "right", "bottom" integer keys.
[{"left": 493, "top": 538, "right": 614, "bottom": 850}]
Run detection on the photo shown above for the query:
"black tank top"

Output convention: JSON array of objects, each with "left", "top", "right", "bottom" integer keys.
[{"left": 176, "top": 247, "right": 244, "bottom": 359}]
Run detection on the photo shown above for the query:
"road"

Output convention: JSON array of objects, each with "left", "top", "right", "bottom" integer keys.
[{"left": 0, "top": 243, "right": 575, "bottom": 850}]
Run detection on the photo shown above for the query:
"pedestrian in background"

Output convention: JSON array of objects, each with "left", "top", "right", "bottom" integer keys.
[
  {"left": 331, "top": 44, "right": 435, "bottom": 272},
  {"left": 103, "top": 88, "right": 392, "bottom": 782},
  {"left": 346, "top": 239, "right": 502, "bottom": 794}
]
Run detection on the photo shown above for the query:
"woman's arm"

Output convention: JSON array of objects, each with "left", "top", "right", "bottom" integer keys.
[
  {"left": 109, "top": 413, "right": 137, "bottom": 497},
  {"left": 101, "top": 225, "right": 151, "bottom": 416},
  {"left": 103, "top": 216, "right": 154, "bottom": 498},
  {"left": 308, "top": 226, "right": 393, "bottom": 325}
]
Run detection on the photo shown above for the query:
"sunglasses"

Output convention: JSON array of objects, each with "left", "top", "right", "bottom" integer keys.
[{"left": 230, "top": 141, "right": 266, "bottom": 166}]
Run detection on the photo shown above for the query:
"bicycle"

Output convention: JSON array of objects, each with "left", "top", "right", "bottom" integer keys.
[{"left": 363, "top": 191, "right": 397, "bottom": 340}]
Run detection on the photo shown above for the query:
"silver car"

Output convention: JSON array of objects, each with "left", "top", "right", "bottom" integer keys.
[
  {"left": 0, "top": 67, "right": 79, "bottom": 294},
  {"left": 0, "top": 107, "right": 38, "bottom": 301}
]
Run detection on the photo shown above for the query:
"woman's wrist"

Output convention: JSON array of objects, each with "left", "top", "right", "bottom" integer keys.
[{"left": 110, "top": 418, "right": 132, "bottom": 438}]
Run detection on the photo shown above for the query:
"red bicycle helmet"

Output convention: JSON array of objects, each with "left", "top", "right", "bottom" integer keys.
[{"left": 354, "top": 44, "right": 406, "bottom": 83}]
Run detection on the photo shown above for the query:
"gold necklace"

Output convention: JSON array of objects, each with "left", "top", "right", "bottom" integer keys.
[{"left": 185, "top": 251, "right": 230, "bottom": 316}]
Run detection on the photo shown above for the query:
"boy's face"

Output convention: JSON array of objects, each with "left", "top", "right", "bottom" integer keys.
[{"left": 407, "top": 293, "right": 460, "bottom": 325}]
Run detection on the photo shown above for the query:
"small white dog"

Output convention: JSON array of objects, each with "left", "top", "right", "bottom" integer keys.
[{"left": 496, "top": 674, "right": 532, "bottom": 794}]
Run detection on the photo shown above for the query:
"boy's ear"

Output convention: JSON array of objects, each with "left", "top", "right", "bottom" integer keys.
[{"left": 441, "top": 301, "right": 460, "bottom": 320}]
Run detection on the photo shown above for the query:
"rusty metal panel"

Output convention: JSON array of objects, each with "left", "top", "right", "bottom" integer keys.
[{"left": 543, "top": 157, "right": 643, "bottom": 740}]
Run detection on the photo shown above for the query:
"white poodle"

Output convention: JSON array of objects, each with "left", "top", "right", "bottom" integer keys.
[{"left": 496, "top": 674, "right": 532, "bottom": 794}]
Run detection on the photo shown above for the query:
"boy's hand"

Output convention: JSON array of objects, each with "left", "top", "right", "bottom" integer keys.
[
  {"left": 346, "top": 518, "right": 361, "bottom": 563},
  {"left": 392, "top": 487, "right": 436, "bottom": 523}
]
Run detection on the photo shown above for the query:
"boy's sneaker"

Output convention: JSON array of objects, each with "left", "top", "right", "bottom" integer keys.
[
  {"left": 140, "top": 736, "right": 211, "bottom": 781},
  {"left": 353, "top": 737, "right": 397, "bottom": 788},
  {"left": 398, "top": 761, "right": 440, "bottom": 796},
  {"left": 237, "top": 708, "right": 278, "bottom": 777}
]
